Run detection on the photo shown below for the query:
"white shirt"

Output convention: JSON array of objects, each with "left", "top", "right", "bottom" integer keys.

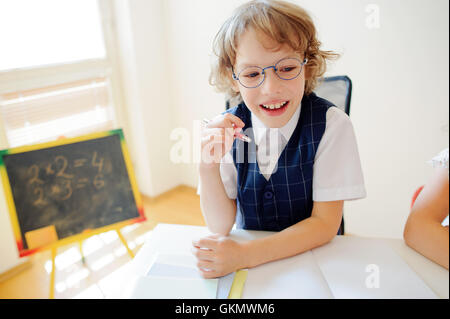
[
  {"left": 200, "top": 105, "right": 367, "bottom": 202},
  {"left": 428, "top": 147, "right": 449, "bottom": 226},
  {"left": 428, "top": 148, "right": 449, "bottom": 170}
]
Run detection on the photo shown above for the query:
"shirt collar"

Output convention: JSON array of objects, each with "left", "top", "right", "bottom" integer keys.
[{"left": 251, "top": 102, "right": 301, "bottom": 146}]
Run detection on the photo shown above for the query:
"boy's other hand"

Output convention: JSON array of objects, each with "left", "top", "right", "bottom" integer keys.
[{"left": 191, "top": 233, "right": 246, "bottom": 279}]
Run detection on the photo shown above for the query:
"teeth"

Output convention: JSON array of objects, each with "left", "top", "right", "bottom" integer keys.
[{"left": 262, "top": 101, "right": 287, "bottom": 109}]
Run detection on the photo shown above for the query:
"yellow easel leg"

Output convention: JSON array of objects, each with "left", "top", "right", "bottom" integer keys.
[
  {"left": 116, "top": 229, "right": 134, "bottom": 259},
  {"left": 49, "top": 246, "right": 57, "bottom": 299}
]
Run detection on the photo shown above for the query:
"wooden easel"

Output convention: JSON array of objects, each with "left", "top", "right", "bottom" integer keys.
[{"left": 48, "top": 228, "right": 134, "bottom": 299}]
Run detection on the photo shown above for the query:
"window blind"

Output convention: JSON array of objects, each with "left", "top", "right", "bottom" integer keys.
[{"left": 0, "top": 77, "right": 116, "bottom": 148}]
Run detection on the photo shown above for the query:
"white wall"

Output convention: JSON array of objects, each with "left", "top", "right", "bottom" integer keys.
[
  {"left": 163, "top": 0, "right": 449, "bottom": 238},
  {"left": 113, "top": 0, "right": 181, "bottom": 197}
]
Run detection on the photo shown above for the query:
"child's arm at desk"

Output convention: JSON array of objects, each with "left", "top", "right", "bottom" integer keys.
[
  {"left": 242, "top": 200, "right": 343, "bottom": 268},
  {"left": 199, "top": 164, "right": 236, "bottom": 235},
  {"left": 403, "top": 166, "right": 449, "bottom": 269},
  {"left": 192, "top": 200, "right": 343, "bottom": 279}
]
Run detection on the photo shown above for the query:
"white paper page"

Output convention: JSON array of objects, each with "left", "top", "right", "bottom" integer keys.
[
  {"left": 147, "top": 262, "right": 201, "bottom": 278},
  {"left": 242, "top": 250, "right": 333, "bottom": 298},
  {"left": 311, "top": 236, "right": 438, "bottom": 299},
  {"left": 152, "top": 252, "right": 198, "bottom": 267},
  {"left": 146, "top": 253, "right": 200, "bottom": 277},
  {"left": 144, "top": 252, "right": 230, "bottom": 299},
  {"left": 129, "top": 224, "right": 212, "bottom": 276},
  {"left": 123, "top": 275, "right": 218, "bottom": 299},
  {"left": 122, "top": 253, "right": 218, "bottom": 299}
]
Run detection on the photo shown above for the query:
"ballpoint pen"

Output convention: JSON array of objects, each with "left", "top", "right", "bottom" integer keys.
[{"left": 202, "top": 118, "right": 252, "bottom": 143}]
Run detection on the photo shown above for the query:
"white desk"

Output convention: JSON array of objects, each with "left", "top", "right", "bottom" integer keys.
[{"left": 114, "top": 223, "right": 449, "bottom": 299}]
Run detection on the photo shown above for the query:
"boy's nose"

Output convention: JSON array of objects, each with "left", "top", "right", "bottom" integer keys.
[{"left": 261, "top": 69, "right": 282, "bottom": 94}]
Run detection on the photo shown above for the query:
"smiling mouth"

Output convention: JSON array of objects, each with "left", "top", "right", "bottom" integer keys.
[
  {"left": 260, "top": 101, "right": 288, "bottom": 110},
  {"left": 259, "top": 100, "right": 289, "bottom": 115}
]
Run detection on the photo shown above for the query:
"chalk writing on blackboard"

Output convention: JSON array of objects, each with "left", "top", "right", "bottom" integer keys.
[{"left": 26, "top": 151, "right": 108, "bottom": 205}]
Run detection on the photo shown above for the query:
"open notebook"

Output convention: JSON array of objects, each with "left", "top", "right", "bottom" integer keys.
[
  {"left": 243, "top": 236, "right": 438, "bottom": 299},
  {"left": 121, "top": 253, "right": 243, "bottom": 299}
]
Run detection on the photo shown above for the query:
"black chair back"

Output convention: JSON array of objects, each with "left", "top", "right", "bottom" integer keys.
[{"left": 314, "top": 75, "right": 352, "bottom": 116}]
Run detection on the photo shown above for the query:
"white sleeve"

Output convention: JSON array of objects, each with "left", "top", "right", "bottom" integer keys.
[
  {"left": 428, "top": 147, "right": 449, "bottom": 170},
  {"left": 196, "top": 151, "right": 238, "bottom": 200},
  {"left": 220, "top": 152, "right": 238, "bottom": 199},
  {"left": 312, "top": 107, "right": 367, "bottom": 202}
]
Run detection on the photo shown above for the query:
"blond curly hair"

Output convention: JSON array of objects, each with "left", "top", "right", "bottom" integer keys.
[{"left": 209, "top": 0, "right": 339, "bottom": 105}]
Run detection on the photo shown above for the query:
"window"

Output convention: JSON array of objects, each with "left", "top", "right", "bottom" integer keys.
[{"left": 0, "top": 0, "right": 123, "bottom": 148}]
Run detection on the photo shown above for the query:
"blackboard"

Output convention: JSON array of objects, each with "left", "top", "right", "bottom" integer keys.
[{"left": 0, "top": 129, "right": 145, "bottom": 257}]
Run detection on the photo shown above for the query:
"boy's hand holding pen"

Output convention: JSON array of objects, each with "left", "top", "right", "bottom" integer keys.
[{"left": 200, "top": 113, "right": 250, "bottom": 166}]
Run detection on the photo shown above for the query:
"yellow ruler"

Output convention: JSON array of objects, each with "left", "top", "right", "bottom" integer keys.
[{"left": 228, "top": 269, "right": 248, "bottom": 299}]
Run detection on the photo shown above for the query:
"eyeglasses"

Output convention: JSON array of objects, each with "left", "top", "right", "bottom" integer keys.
[{"left": 232, "top": 57, "right": 308, "bottom": 89}]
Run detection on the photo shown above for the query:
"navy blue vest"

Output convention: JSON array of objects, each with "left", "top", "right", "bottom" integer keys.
[{"left": 225, "top": 93, "right": 334, "bottom": 231}]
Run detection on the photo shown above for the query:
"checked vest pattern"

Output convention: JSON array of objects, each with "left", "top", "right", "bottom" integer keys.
[{"left": 225, "top": 92, "right": 334, "bottom": 231}]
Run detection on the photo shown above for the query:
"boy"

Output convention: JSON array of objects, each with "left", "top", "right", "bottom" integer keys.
[{"left": 194, "top": 0, "right": 366, "bottom": 278}]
